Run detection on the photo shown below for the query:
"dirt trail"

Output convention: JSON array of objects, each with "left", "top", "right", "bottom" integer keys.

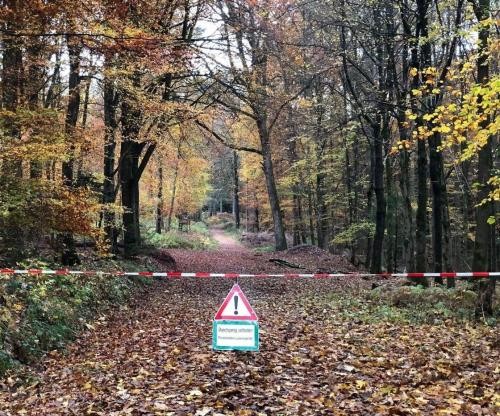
[
  {"left": 210, "top": 228, "right": 246, "bottom": 252},
  {"left": 0, "top": 232, "right": 497, "bottom": 415}
]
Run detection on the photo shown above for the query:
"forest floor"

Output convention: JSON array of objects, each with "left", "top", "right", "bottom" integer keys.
[{"left": 0, "top": 231, "right": 498, "bottom": 415}]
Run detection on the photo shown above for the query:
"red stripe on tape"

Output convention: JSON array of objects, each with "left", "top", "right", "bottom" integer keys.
[
  {"left": 0, "top": 269, "right": 15, "bottom": 274},
  {"left": 224, "top": 273, "right": 239, "bottom": 278},
  {"left": 56, "top": 269, "right": 69, "bottom": 275},
  {"left": 407, "top": 273, "right": 424, "bottom": 278},
  {"left": 167, "top": 272, "right": 182, "bottom": 278},
  {"left": 441, "top": 272, "right": 456, "bottom": 278},
  {"left": 285, "top": 274, "right": 300, "bottom": 278},
  {"left": 313, "top": 273, "right": 329, "bottom": 279},
  {"left": 473, "top": 272, "right": 489, "bottom": 277},
  {"left": 28, "top": 269, "right": 42, "bottom": 275},
  {"left": 139, "top": 271, "right": 153, "bottom": 276},
  {"left": 195, "top": 272, "right": 210, "bottom": 278}
]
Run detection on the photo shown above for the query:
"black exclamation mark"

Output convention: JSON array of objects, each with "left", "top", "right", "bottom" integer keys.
[{"left": 234, "top": 295, "right": 239, "bottom": 315}]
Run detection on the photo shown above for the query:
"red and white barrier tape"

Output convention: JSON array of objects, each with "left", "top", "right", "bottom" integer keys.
[{"left": 0, "top": 269, "right": 498, "bottom": 279}]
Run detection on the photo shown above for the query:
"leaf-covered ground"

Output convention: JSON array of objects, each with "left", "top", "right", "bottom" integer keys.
[{"left": 0, "top": 234, "right": 498, "bottom": 415}]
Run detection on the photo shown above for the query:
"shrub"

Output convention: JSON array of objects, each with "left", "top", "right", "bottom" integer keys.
[
  {"left": 0, "top": 273, "right": 144, "bottom": 373},
  {"left": 142, "top": 222, "right": 216, "bottom": 250}
]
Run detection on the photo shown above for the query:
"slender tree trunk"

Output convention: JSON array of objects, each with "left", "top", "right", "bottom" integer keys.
[
  {"left": 412, "top": 0, "right": 432, "bottom": 286},
  {"left": 398, "top": 147, "right": 415, "bottom": 272},
  {"left": 60, "top": 34, "right": 82, "bottom": 266},
  {"left": 370, "top": 120, "right": 387, "bottom": 274},
  {"left": 45, "top": 41, "right": 62, "bottom": 109},
  {"left": 442, "top": 183, "right": 454, "bottom": 288},
  {"left": 472, "top": 0, "right": 495, "bottom": 317},
  {"left": 316, "top": 168, "right": 328, "bottom": 249},
  {"left": 385, "top": 154, "right": 396, "bottom": 273},
  {"left": 233, "top": 151, "right": 241, "bottom": 229},
  {"left": 307, "top": 186, "right": 316, "bottom": 245},
  {"left": 1, "top": 5, "right": 23, "bottom": 178},
  {"left": 156, "top": 161, "right": 164, "bottom": 234},
  {"left": 365, "top": 144, "right": 374, "bottom": 268},
  {"left": 429, "top": 131, "right": 445, "bottom": 284},
  {"left": 103, "top": 66, "right": 119, "bottom": 251},
  {"left": 77, "top": 76, "right": 92, "bottom": 179},
  {"left": 257, "top": 118, "right": 287, "bottom": 250},
  {"left": 167, "top": 144, "right": 181, "bottom": 231},
  {"left": 27, "top": 40, "right": 45, "bottom": 179},
  {"left": 62, "top": 36, "right": 82, "bottom": 187}
]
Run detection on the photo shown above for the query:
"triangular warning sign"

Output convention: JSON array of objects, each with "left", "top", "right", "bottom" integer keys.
[{"left": 214, "top": 284, "right": 258, "bottom": 321}]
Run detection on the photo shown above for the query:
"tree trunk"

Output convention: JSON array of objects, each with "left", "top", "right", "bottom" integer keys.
[
  {"left": 257, "top": 118, "right": 287, "bottom": 251},
  {"left": 76, "top": 76, "right": 92, "bottom": 179},
  {"left": 307, "top": 186, "right": 316, "bottom": 245},
  {"left": 103, "top": 66, "right": 119, "bottom": 251},
  {"left": 413, "top": 0, "right": 431, "bottom": 286},
  {"left": 385, "top": 154, "right": 396, "bottom": 273},
  {"left": 167, "top": 143, "right": 181, "bottom": 231},
  {"left": 27, "top": 40, "right": 45, "bottom": 179},
  {"left": 233, "top": 151, "right": 241, "bottom": 229},
  {"left": 156, "top": 162, "right": 164, "bottom": 234},
  {"left": 1, "top": 3, "right": 23, "bottom": 178},
  {"left": 61, "top": 34, "right": 82, "bottom": 266},
  {"left": 398, "top": 147, "right": 415, "bottom": 272},
  {"left": 62, "top": 36, "right": 82, "bottom": 187},
  {"left": 429, "top": 131, "right": 445, "bottom": 284},
  {"left": 120, "top": 141, "right": 142, "bottom": 256},
  {"left": 120, "top": 73, "right": 144, "bottom": 257},
  {"left": 472, "top": 0, "right": 495, "bottom": 317},
  {"left": 365, "top": 144, "right": 374, "bottom": 268},
  {"left": 370, "top": 120, "right": 386, "bottom": 274}
]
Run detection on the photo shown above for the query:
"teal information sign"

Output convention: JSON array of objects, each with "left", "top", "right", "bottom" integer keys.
[{"left": 212, "top": 320, "right": 259, "bottom": 351}]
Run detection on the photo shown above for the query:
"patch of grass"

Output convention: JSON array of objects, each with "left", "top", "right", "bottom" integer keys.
[
  {"left": 319, "top": 286, "right": 498, "bottom": 325},
  {"left": 253, "top": 245, "right": 275, "bottom": 253},
  {"left": 0, "top": 273, "right": 149, "bottom": 374},
  {"left": 141, "top": 222, "right": 216, "bottom": 250}
]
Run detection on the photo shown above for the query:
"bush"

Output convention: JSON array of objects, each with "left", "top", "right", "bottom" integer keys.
[
  {"left": 0, "top": 273, "right": 145, "bottom": 373},
  {"left": 369, "top": 285, "right": 477, "bottom": 311},
  {"left": 142, "top": 222, "right": 216, "bottom": 250},
  {"left": 324, "top": 285, "right": 495, "bottom": 324}
]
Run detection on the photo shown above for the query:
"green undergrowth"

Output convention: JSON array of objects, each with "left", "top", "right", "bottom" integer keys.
[
  {"left": 0, "top": 272, "right": 151, "bottom": 376},
  {"left": 142, "top": 221, "right": 217, "bottom": 250},
  {"left": 318, "top": 285, "right": 498, "bottom": 326},
  {"left": 206, "top": 214, "right": 239, "bottom": 233},
  {"left": 252, "top": 245, "right": 275, "bottom": 253}
]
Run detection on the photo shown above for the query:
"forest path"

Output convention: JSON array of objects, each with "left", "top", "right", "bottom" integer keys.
[
  {"left": 0, "top": 235, "right": 497, "bottom": 415},
  {"left": 209, "top": 227, "right": 246, "bottom": 252},
  {"left": 1, "top": 276, "right": 497, "bottom": 415}
]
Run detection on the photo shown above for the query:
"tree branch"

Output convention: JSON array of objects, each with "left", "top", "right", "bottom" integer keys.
[{"left": 195, "top": 120, "right": 262, "bottom": 155}]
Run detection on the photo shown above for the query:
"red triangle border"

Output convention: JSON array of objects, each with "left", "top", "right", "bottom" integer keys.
[{"left": 214, "top": 284, "right": 258, "bottom": 321}]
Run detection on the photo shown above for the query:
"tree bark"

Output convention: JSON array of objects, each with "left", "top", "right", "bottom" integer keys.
[
  {"left": 429, "top": 130, "right": 445, "bottom": 284},
  {"left": 471, "top": 0, "right": 495, "bottom": 317},
  {"left": 103, "top": 64, "right": 119, "bottom": 251},
  {"left": 370, "top": 120, "right": 387, "bottom": 274},
  {"left": 413, "top": 0, "right": 432, "bottom": 285},
  {"left": 120, "top": 73, "right": 145, "bottom": 257},
  {"left": 156, "top": 161, "right": 164, "bottom": 234},
  {"left": 233, "top": 151, "right": 241, "bottom": 229},
  {"left": 167, "top": 142, "right": 181, "bottom": 232},
  {"left": 257, "top": 117, "right": 287, "bottom": 250},
  {"left": 60, "top": 33, "right": 82, "bottom": 266}
]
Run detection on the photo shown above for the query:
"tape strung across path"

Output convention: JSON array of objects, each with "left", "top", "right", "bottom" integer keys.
[{"left": 0, "top": 269, "right": 498, "bottom": 279}]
